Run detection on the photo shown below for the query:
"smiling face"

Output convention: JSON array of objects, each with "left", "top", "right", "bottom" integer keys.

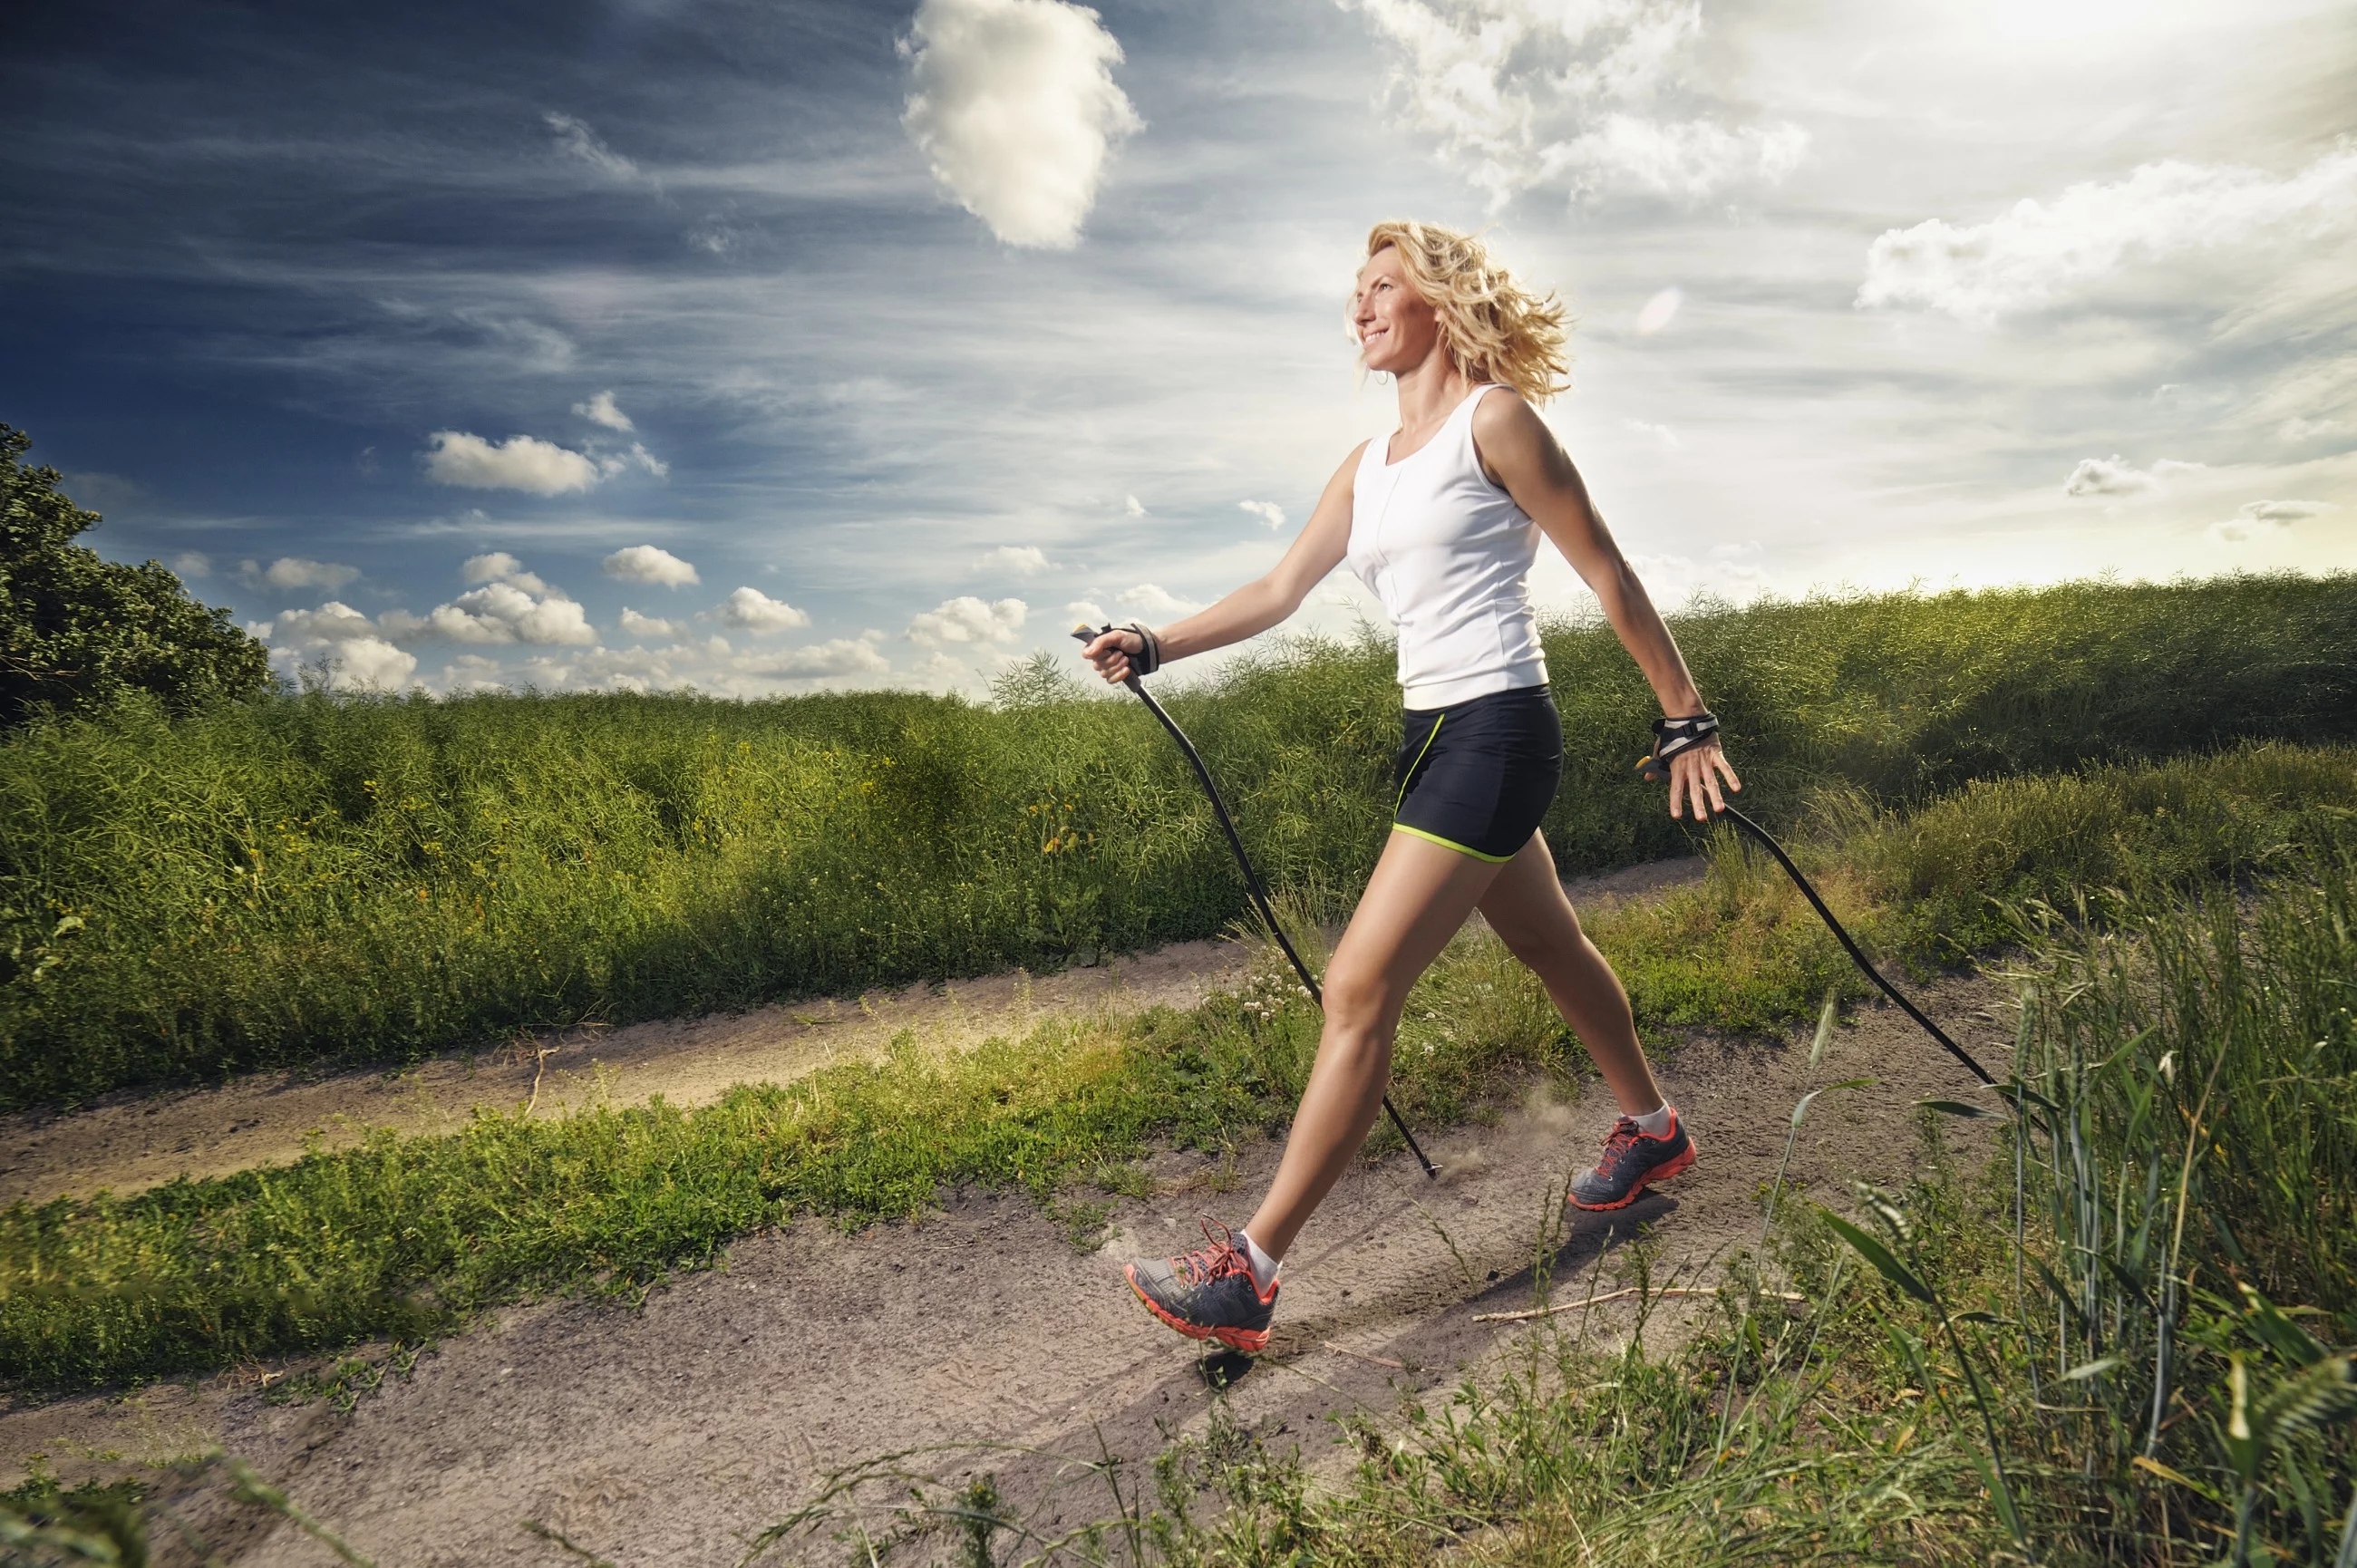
[{"left": 1352, "top": 245, "right": 1445, "bottom": 376}]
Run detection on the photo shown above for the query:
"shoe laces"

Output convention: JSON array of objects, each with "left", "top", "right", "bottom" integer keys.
[
  {"left": 1597, "top": 1116, "right": 1645, "bottom": 1167},
  {"left": 1170, "top": 1219, "right": 1251, "bottom": 1287}
]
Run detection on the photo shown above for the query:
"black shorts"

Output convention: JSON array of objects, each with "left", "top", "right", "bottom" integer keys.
[{"left": 1392, "top": 684, "right": 1563, "bottom": 863}]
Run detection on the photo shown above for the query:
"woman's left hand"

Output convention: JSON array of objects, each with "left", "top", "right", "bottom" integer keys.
[{"left": 1669, "top": 737, "right": 1741, "bottom": 821}]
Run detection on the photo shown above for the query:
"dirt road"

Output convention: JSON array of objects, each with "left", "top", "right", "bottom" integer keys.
[{"left": 3, "top": 954, "right": 2013, "bottom": 1565}]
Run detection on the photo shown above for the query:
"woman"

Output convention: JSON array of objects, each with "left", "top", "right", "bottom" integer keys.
[{"left": 1081, "top": 220, "right": 1741, "bottom": 1354}]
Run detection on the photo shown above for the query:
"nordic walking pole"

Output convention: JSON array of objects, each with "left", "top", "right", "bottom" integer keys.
[
  {"left": 1636, "top": 728, "right": 1996, "bottom": 1088},
  {"left": 1073, "top": 627, "right": 1441, "bottom": 1180}
]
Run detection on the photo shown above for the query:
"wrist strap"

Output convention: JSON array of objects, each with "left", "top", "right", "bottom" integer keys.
[
  {"left": 1635, "top": 712, "right": 1719, "bottom": 782},
  {"left": 1118, "top": 622, "right": 1162, "bottom": 677}
]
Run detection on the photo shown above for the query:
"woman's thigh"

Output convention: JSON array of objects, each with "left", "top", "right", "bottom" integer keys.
[
  {"left": 1474, "top": 831, "right": 1586, "bottom": 961},
  {"left": 1324, "top": 828, "right": 1505, "bottom": 1024}
]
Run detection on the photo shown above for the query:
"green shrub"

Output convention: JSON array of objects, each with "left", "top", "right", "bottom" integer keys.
[{"left": 3, "top": 574, "right": 2353, "bottom": 1107}]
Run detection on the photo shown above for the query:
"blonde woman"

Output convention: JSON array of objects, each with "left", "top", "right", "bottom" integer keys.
[{"left": 1081, "top": 221, "right": 1741, "bottom": 1353}]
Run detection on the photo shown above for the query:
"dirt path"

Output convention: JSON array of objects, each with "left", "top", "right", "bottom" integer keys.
[
  {"left": 3, "top": 964, "right": 2013, "bottom": 1567},
  {"left": 0, "top": 858, "right": 1708, "bottom": 1208}
]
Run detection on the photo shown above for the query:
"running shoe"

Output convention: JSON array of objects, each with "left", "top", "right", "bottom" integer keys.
[
  {"left": 1567, "top": 1109, "right": 1696, "bottom": 1211},
  {"left": 1124, "top": 1221, "right": 1279, "bottom": 1353}
]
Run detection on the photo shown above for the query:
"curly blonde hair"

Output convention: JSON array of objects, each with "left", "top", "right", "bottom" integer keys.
[{"left": 1357, "top": 221, "right": 1572, "bottom": 405}]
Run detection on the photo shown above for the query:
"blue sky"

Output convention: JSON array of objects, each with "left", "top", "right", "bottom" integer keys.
[{"left": 6, "top": 0, "right": 2353, "bottom": 696}]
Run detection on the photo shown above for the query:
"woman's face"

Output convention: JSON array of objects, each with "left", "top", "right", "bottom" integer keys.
[{"left": 1353, "top": 247, "right": 1440, "bottom": 375}]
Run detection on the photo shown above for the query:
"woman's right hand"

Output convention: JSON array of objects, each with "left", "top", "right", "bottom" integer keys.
[{"left": 1080, "top": 626, "right": 1146, "bottom": 684}]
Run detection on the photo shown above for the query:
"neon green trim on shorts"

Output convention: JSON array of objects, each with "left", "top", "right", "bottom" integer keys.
[
  {"left": 1390, "top": 822, "right": 1516, "bottom": 864},
  {"left": 1394, "top": 712, "right": 1444, "bottom": 817}
]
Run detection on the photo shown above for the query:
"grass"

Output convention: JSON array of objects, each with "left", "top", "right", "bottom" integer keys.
[
  {"left": 757, "top": 828, "right": 2357, "bottom": 1567},
  {"left": 4, "top": 573, "right": 2355, "bottom": 1108},
  {"left": 5, "top": 743, "right": 2352, "bottom": 1399}
]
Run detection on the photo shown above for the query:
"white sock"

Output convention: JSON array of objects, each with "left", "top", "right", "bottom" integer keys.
[
  {"left": 1238, "top": 1230, "right": 1282, "bottom": 1293},
  {"left": 1631, "top": 1102, "right": 1675, "bottom": 1137}
]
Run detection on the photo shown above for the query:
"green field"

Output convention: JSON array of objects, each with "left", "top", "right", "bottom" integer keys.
[
  {"left": 6, "top": 743, "right": 2352, "bottom": 1564},
  {"left": 4, "top": 573, "right": 2353, "bottom": 1108}
]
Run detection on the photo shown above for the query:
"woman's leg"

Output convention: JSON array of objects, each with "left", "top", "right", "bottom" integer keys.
[
  {"left": 1240, "top": 830, "right": 1505, "bottom": 1259},
  {"left": 1476, "top": 831, "right": 1667, "bottom": 1117}
]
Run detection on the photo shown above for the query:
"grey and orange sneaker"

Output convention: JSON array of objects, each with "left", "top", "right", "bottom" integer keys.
[
  {"left": 1568, "top": 1109, "right": 1696, "bottom": 1211},
  {"left": 1124, "top": 1222, "right": 1278, "bottom": 1353}
]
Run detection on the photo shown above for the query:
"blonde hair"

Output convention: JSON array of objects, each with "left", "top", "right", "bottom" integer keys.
[{"left": 1357, "top": 220, "right": 1572, "bottom": 405}]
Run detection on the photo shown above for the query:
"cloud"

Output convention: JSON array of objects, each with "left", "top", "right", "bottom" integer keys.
[
  {"left": 1342, "top": 0, "right": 1807, "bottom": 206},
  {"left": 1116, "top": 583, "right": 1201, "bottom": 617},
  {"left": 462, "top": 551, "right": 546, "bottom": 592},
  {"left": 1624, "top": 419, "right": 1681, "bottom": 450},
  {"left": 1634, "top": 286, "right": 1683, "bottom": 335},
  {"left": 1238, "top": 499, "right": 1285, "bottom": 530},
  {"left": 238, "top": 556, "right": 361, "bottom": 593},
  {"left": 602, "top": 545, "right": 701, "bottom": 586},
  {"left": 1124, "top": 495, "right": 1146, "bottom": 518},
  {"left": 440, "top": 654, "right": 509, "bottom": 694},
  {"left": 2062, "top": 455, "right": 2207, "bottom": 498},
  {"left": 899, "top": 0, "right": 1142, "bottom": 248},
  {"left": 1066, "top": 599, "right": 1107, "bottom": 628},
  {"left": 261, "top": 601, "right": 381, "bottom": 643},
  {"left": 254, "top": 602, "right": 419, "bottom": 692},
  {"left": 378, "top": 557, "right": 594, "bottom": 646},
  {"left": 908, "top": 595, "right": 1028, "bottom": 645},
  {"left": 574, "top": 390, "right": 634, "bottom": 431},
  {"left": 545, "top": 111, "right": 638, "bottom": 179},
  {"left": 1858, "top": 145, "right": 2357, "bottom": 326},
  {"left": 2208, "top": 498, "right": 2339, "bottom": 543},
  {"left": 422, "top": 431, "right": 603, "bottom": 495},
  {"left": 715, "top": 586, "right": 811, "bottom": 633},
  {"left": 328, "top": 637, "right": 421, "bottom": 692},
  {"left": 975, "top": 544, "right": 1055, "bottom": 575},
  {"left": 735, "top": 634, "right": 893, "bottom": 678},
  {"left": 618, "top": 608, "right": 678, "bottom": 640},
  {"left": 169, "top": 552, "right": 212, "bottom": 580}
]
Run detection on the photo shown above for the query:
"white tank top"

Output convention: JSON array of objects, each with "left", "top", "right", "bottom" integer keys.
[{"left": 1345, "top": 384, "right": 1550, "bottom": 709}]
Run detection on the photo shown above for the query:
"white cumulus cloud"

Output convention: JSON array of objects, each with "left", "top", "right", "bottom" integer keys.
[
  {"left": 261, "top": 601, "right": 381, "bottom": 643},
  {"left": 1117, "top": 583, "right": 1201, "bottom": 618},
  {"left": 736, "top": 634, "right": 894, "bottom": 679},
  {"left": 239, "top": 557, "right": 360, "bottom": 593},
  {"left": 2209, "top": 498, "right": 2338, "bottom": 543},
  {"left": 900, "top": 0, "right": 1142, "bottom": 248},
  {"left": 329, "top": 638, "right": 421, "bottom": 692},
  {"left": 618, "top": 608, "right": 678, "bottom": 641},
  {"left": 2062, "top": 456, "right": 2207, "bottom": 498},
  {"left": 1859, "top": 145, "right": 2357, "bottom": 326},
  {"left": 975, "top": 545, "right": 1055, "bottom": 575},
  {"left": 574, "top": 390, "right": 635, "bottom": 431},
  {"left": 602, "top": 545, "right": 701, "bottom": 586},
  {"left": 378, "top": 556, "right": 594, "bottom": 647},
  {"left": 1238, "top": 499, "right": 1286, "bottom": 530},
  {"left": 715, "top": 586, "right": 812, "bottom": 633},
  {"left": 908, "top": 595, "right": 1028, "bottom": 645},
  {"left": 1342, "top": 0, "right": 1807, "bottom": 206},
  {"left": 1634, "top": 286, "right": 1683, "bottom": 335},
  {"left": 422, "top": 431, "right": 603, "bottom": 495}
]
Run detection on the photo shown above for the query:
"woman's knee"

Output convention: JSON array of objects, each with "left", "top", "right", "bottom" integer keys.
[{"left": 1319, "top": 957, "right": 1403, "bottom": 1036}]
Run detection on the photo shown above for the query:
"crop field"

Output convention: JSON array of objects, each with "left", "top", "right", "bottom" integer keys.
[
  {"left": 2, "top": 574, "right": 2353, "bottom": 1564},
  {"left": 3, "top": 573, "right": 2352, "bottom": 1110}
]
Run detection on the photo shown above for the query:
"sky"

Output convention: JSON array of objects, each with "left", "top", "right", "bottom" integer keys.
[{"left": 5, "top": 0, "right": 2353, "bottom": 698}]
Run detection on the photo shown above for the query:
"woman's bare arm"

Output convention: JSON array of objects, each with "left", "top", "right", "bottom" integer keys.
[
  {"left": 1081, "top": 443, "right": 1364, "bottom": 682},
  {"left": 1471, "top": 391, "right": 1741, "bottom": 820}
]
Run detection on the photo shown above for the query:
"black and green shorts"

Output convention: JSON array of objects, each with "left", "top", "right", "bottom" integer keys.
[{"left": 1391, "top": 684, "right": 1563, "bottom": 864}]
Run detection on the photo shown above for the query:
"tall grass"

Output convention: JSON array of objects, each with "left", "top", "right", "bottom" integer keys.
[
  {"left": 757, "top": 837, "right": 2357, "bottom": 1567},
  {"left": 3, "top": 575, "right": 2353, "bottom": 1108},
  {"left": 7, "top": 744, "right": 2352, "bottom": 1399}
]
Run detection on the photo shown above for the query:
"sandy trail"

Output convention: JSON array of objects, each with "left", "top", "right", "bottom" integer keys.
[
  {"left": 0, "top": 858, "right": 1708, "bottom": 1208},
  {"left": 3, "top": 960, "right": 2013, "bottom": 1567}
]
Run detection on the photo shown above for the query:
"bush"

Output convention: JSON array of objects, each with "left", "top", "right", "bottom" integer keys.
[
  {"left": 0, "top": 426, "right": 270, "bottom": 728},
  {"left": 2, "top": 573, "right": 2353, "bottom": 1108}
]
